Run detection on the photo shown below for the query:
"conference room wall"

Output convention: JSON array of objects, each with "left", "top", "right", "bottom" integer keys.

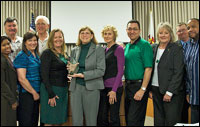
[
  {"left": 1, "top": 1, "right": 199, "bottom": 44},
  {"left": 133, "top": 1, "right": 199, "bottom": 43}
]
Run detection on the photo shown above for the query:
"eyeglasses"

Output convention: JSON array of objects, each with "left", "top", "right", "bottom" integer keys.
[
  {"left": 36, "top": 23, "right": 46, "bottom": 26},
  {"left": 127, "top": 28, "right": 139, "bottom": 31}
]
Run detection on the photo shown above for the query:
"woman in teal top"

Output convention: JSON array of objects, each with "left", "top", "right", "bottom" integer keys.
[
  {"left": 40, "top": 29, "right": 69, "bottom": 126},
  {"left": 13, "top": 32, "right": 40, "bottom": 126}
]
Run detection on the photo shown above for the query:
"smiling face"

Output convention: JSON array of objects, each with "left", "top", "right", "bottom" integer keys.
[
  {"left": 103, "top": 30, "right": 115, "bottom": 44},
  {"left": 36, "top": 18, "right": 49, "bottom": 34},
  {"left": 187, "top": 19, "right": 199, "bottom": 40},
  {"left": 25, "top": 36, "right": 38, "bottom": 52},
  {"left": 158, "top": 28, "right": 171, "bottom": 44},
  {"left": 79, "top": 29, "right": 93, "bottom": 44},
  {"left": 126, "top": 23, "right": 141, "bottom": 43},
  {"left": 1, "top": 39, "right": 11, "bottom": 56},
  {"left": 53, "top": 31, "right": 64, "bottom": 49},
  {"left": 4, "top": 21, "right": 18, "bottom": 37},
  {"left": 176, "top": 24, "right": 189, "bottom": 42}
]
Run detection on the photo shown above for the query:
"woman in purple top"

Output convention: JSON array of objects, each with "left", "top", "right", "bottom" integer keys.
[{"left": 97, "top": 25, "right": 125, "bottom": 126}]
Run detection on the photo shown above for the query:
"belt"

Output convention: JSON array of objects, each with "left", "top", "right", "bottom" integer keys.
[{"left": 125, "top": 79, "right": 143, "bottom": 84}]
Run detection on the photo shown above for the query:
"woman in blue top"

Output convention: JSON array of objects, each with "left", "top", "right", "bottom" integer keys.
[{"left": 13, "top": 32, "right": 40, "bottom": 126}]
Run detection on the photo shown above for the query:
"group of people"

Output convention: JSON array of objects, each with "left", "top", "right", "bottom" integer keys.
[{"left": 1, "top": 15, "right": 199, "bottom": 126}]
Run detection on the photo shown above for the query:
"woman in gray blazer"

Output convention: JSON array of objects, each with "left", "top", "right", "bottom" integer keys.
[
  {"left": 1, "top": 36, "right": 18, "bottom": 126},
  {"left": 68, "top": 26, "right": 105, "bottom": 126}
]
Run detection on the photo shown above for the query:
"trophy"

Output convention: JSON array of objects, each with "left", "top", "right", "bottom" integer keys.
[{"left": 68, "top": 56, "right": 79, "bottom": 75}]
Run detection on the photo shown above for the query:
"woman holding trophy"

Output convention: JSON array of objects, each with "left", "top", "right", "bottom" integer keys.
[{"left": 67, "top": 26, "right": 105, "bottom": 126}]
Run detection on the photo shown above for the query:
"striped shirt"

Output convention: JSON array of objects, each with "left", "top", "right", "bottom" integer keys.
[{"left": 184, "top": 39, "right": 199, "bottom": 105}]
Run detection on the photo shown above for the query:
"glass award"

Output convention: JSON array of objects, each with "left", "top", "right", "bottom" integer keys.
[{"left": 68, "top": 56, "right": 79, "bottom": 75}]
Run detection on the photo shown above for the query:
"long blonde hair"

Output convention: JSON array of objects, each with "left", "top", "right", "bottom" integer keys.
[
  {"left": 76, "top": 26, "right": 98, "bottom": 46},
  {"left": 47, "top": 29, "right": 68, "bottom": 59}
]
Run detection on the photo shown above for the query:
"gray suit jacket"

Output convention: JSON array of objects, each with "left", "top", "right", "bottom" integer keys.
[{"left": 69, "top": 42, "right": 106, "bottom": 91}]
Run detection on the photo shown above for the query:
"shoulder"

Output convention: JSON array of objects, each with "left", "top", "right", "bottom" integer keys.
[
  {"left": 1, "top": 55, "right": 7, "bottom": 69},
  {"left": 16, "top": 36, "right": 23, "bottom": 43},
  {"left": 40, "top": 49, "right": 54, "bottom": 59},
  {"left": 139, "top": 38, "right": 152, "bottom": 47},
  {"left": 15, "top": 51, "right": 28, "bottom": 60},
  {"left": 41, "top": 49, "right": 52, "bottom": 55},
  {"left": 115, "top": 44, "right": 124, "bottom": 53},
  {"left": 170, "top": 42, "right": 182, "bottom": 50},
  {"left": 95, "top": 44, "right": 104, "bottom": 52}
]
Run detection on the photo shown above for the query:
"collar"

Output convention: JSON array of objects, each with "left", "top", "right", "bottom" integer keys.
[
  {"left": 81, "top": 41, "right": 92, "bottom": 48},
  {"left": 37, "top": 32, "right": 49, "bottom": 42},
  {"left": 3, "top": 33, "right": 22, "bottom": 43},
  {"left": 130, "top": 36, "right": 141, "bottom": 45}
]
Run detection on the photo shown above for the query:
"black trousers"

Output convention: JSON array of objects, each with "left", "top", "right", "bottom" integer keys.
[
  {"left": 97, "top": 87, "right": 123, "bottom": 126},
  {"left": 191, "top": 105, "right": 199, "bottom": 123},
  {"left": 125, "top": 81, "right": 149, "bottom": 126},
  {"left": 180, "top": 91, "right": 190, "bottom": 123},
  {"left": 17, "top": 92, "right": 40, "bottom": 126},
  {"left": 151, "top": 86, "right": 184, "bottom": 126}
]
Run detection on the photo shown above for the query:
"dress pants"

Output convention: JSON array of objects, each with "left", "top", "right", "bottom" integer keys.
[
  {"left": 191, "top": 105, "right": 199, "bottom": 123},
  {"left": 125, "top": 81, "right": 149, "bottom": 126},
  {"left": 151, "top": 86, "right": 184, "bottom": 126},
  {"left": 17, "top": 92, "right": 40, "bottom": 126},
  {"left": 70, "top": 84, "right": 100, "bottom": 126},
  {"left": 97, "top": 87, "right": 123, "bottom": 126}
]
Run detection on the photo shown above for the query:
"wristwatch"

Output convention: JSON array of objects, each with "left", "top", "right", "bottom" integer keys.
[{"left": 141, "top": 87, "right": 146, "bottom": 91}]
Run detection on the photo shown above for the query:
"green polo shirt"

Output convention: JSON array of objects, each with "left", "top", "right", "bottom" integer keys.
[{"left": 124, "top": 37, "right": 153, "bottom": 80}]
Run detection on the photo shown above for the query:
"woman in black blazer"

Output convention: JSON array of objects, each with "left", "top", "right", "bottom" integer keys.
[
  {"left": 149, "top": 22, "right": 185, "bottom": 126},
  {"left": 1, "top": 36, "right": 18, "bottom": 126},
  {"left": 40, "top": 29, "right": 69, "bottom": 126}
]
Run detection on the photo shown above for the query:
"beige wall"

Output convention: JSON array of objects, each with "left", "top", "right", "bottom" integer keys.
[
  {"left": 1, "top": 1, "right": 199, "bottom": 44},
  {"left": 133, "top": 1, "right": 199, "bottom": 42}
]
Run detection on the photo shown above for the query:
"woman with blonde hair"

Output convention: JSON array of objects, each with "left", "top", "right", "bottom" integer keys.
[
  {"left": 68, "top": 26, "right": 105, "bottom": 126},
  {"left": 149, "top": 22, "right": 184, "bottom": 126},
  {"left": 97, "top": 25, "right": 125, "bottom": 126},
  {"left": 40, "top": 29, "right": 69, "bottom": 126}
]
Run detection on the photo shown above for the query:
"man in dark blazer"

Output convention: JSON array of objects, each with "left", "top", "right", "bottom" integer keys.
[{"left": 175, "top": 22, "right": 191, "bottom": 123}]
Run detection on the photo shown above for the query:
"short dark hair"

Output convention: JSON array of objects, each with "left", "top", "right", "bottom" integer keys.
[
  {"left": 1, "top": 36, "right": 11, "bottom": 44},
  {"left": 190, "top": 18, "right": 199, "bottom": 24},
  {"left": 4, "top": 17, "right": 18, "bottom": 25},
  {"left": 127, "top": 19, "right": 140, "bottom": 29},
  {"left": 22, "top": 31, "right": 39, "bottom": 56}
]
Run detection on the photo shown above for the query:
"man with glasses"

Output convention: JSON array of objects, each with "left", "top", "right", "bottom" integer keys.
[
  {"left": 3, "top": 17, "right": 23, "bottom": 62},
  {"left": 35, "top": 15, "right": 50, "bottom": 54},
  {"left": 124, "top": 20, "right": 153, "bottom": 126},
  {"left": 176, "top": 22, "right": 190, "bottom": 123}
]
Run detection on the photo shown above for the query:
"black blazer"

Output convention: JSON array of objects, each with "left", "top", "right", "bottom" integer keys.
[
  {"left": 40, "top": 49, "right": 69, "bottom": 98},
  {"left": 150, "top": 42, "right": 184, "bottom": 95}
]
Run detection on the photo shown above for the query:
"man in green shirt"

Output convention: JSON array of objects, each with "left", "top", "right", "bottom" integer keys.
[{"left": 124, "top": 20, "right": 153, "bottom": 126}]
